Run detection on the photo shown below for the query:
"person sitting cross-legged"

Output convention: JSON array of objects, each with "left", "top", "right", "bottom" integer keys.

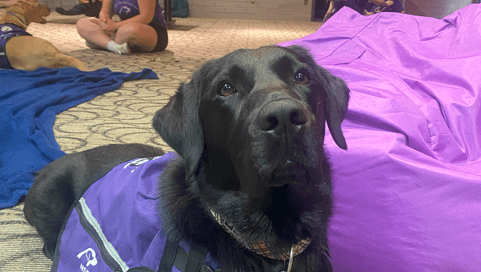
[{"left": 76, "top": 0, "right": 168, "bottom": 55}]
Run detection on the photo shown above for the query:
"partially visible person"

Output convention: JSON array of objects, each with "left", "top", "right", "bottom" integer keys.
[
  {"left": 364, "top": 0, "right": 405, "bottom": 15},
  {"left": 322, "top": 0, "right": 369, "bottom": 24},
  {"left": 76, "top": 0, "right": 168, "bottom": 55}
]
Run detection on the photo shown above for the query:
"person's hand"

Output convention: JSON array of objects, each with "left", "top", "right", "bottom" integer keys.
[
  {"left": 364, "top": 9, "right": 374, "bottom": 15},
  {"left": 99, "top": 10, "right": 110, "bottom": 23},
  {"left": 99, "top": 16, "right": 119, "bottom": 32},
  {"left": 385, "top": 0, "right": 394, "bottom": 6},
  {"left": 104, "top": 18, "right": 119, "bottom": 31},
  {"left": 92, "top": 19, "right": 116, "bottom": 37}
]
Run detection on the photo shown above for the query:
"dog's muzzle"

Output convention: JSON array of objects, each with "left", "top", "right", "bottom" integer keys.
[
  {"left": 257, "top": 98, "right": 309, "bottom": 135},
  {"left": 271, "top": 160, "right": 310, "bottom": 189}
]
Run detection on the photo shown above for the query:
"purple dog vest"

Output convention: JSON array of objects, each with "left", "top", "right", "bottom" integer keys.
[
  {"left": 0, "top": 24, "right": 32, "bottom": 69},
  {"left": 51, "top": 153, "right": 220, "bottom": 272}
]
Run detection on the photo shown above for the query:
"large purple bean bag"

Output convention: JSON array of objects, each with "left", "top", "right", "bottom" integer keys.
[{"left": 280, "top": 5, "right": 481, "bottom": 272}]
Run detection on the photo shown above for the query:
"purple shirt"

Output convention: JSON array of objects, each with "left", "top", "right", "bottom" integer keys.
[{"left": 113, "top": 0, "right": 168, "bottom": 29}]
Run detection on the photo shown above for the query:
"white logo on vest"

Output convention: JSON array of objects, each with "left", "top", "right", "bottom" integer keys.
[
  {"left": 1, "top": 26, "right": 13, "bottom": 32},
  {"left": 77, "top": 248, "right": 98, "bottom": 272}
]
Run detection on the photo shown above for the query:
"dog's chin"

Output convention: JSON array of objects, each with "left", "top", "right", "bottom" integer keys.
[{"left": 270, "top": 160, "right": 311, "bottom": 190}]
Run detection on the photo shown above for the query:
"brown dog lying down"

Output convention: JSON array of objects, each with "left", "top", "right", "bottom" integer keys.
[{"left": 0, "top": 0, "right": 88, "bottom": 70}]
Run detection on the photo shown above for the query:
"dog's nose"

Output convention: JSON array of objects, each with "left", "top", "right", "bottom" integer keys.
[{"left": 257, "top": 99, "right": 309, "bottom": 132}]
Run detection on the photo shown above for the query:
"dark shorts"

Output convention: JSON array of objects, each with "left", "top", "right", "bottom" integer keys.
[
  {"left": 0, "top": 24, "right": 32, "bottom": 69},
  {"left": 333, "top": 0, "right": 363, "bottom": 14},
  {"left": 386, "top": 0, "right": 404, "bottom": 13},
  {"left": 366, "top": 0, "right": 404, "bottom": 13},
  {"left": 130, "top": 21, "right": 168, "bottom": 53}
]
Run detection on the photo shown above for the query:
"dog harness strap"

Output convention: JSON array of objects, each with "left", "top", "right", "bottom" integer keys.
[
  {"left": 158, "top": 239, "right": 209, "bottom": 272},
  {"left": 184, "top": 243, "right": 208, "bottom": 272},
  {"left": 76, "top": 197, "right": 130, "bottom": 272},
  {"left": 157, "top": 238, "right": 180, "bottom": 272},
  {"left": 172, "top": 244, "right": 189, "bottom": 271}
]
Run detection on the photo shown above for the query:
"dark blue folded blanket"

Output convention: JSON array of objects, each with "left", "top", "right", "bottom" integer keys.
[{"left": 0, "top": 67, "right": 158, "bottom": 209}]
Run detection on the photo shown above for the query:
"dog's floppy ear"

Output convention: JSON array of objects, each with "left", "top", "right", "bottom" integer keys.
[
  {"left": 286, "top": 45, "right": 350, "bottom": 150},
  {"left": 152, "top": 76, "right": 204, "bottom": 180},
  {"left": 321, "top": 70, "right": 350, "bottom": 150},
  {"left": 21, "top": 0, "right": 50, "bottom": 24}
]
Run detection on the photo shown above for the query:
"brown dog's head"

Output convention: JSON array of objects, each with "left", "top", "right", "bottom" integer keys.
[
  {"left": 0, "top": 0, "right": 51, "bottom": 29},
  {"left": 154, "top": 45, "right": 349, "bottom": 263}
]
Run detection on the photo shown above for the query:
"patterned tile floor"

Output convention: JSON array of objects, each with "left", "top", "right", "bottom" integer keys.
[{"left": 0, "top": 10, "right": 320, "bottom": 271}]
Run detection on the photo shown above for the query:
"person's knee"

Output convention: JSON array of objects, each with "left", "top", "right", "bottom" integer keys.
[
  {"left": 118, "top": 23, "right": 145, "bottom": 37},
  {"left": 117, "top": 23, "right": 156, "bottom": 44},
  {"left": 76, "top": 18, "right": 96, "bottom": 37},
  {"left": 76, "top": 18, "right": 89, "bottom": 31}
]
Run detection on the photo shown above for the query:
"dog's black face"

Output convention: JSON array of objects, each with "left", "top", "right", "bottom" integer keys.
[{"left": 154, "top": 45, "right": 349, "bottom": 270}]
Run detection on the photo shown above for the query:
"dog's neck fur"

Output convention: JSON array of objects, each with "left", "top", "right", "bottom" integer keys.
[
  {"left": 158, "top": 157, "right": 332, "bottom": 271},
  {"left": 0, "top": 11, "right": 29, "bottom": 29}
]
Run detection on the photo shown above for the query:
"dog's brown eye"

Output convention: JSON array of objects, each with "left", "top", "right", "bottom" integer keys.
[
  {"left": 219, "top": 83, "right": 237, "bottom": 96},
  {"left": 294, "top": 72, "right": 309, "bottom": 85}
]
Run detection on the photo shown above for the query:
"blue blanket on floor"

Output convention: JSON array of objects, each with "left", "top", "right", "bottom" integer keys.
[{"left": 0, "top": 67, "right": 158, "bottom": 209}]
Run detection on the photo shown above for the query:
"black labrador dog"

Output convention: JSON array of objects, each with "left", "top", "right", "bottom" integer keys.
[{"left": 24, "top": 45, "right": 349, "bottom": 272}]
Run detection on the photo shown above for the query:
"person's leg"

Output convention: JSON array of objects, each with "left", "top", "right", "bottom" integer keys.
[
  {"left": 114, "top": 22, "right": 157, "bottom": 53},
  {"left": 321, "top": 1, "right": 335, "bottom": 24},
  {"left": 76, "top": 18, "right": 113, "bottom": 49},
  {"left": 76, "top": 18, "right": 130, "bottom": 54}
]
